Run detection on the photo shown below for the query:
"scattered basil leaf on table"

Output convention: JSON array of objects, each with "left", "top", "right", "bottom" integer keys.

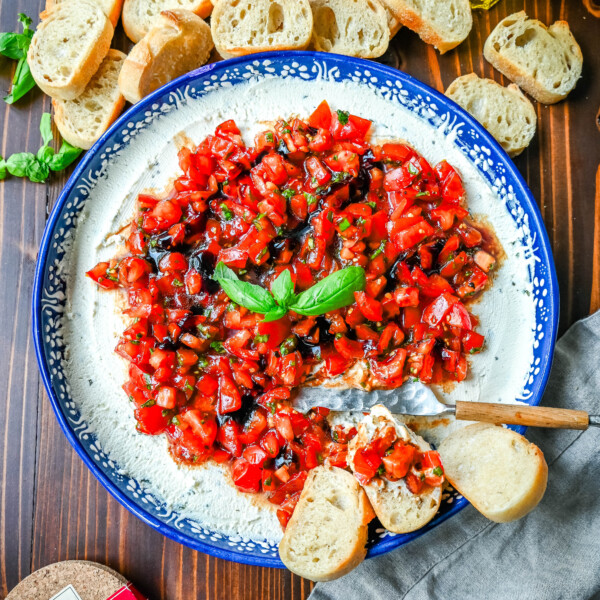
[
  {"left": 0, "top": 13, "right": 36, "bottom": 104},
  {"left": 49, "top": 141, "right": 83, "bottom": 171},
  {"left": 0, "top": 113, "right": 83, "bottom": 183},
  {"left": 213, "top": 261, "right": 366, "bottom": 322}
]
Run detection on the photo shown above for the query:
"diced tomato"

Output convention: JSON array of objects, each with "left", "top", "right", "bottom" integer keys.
[
  {"left": 462, "top": 330, "right": 485, "bottom": 354},
  {"left": 334, "top": 335, "right": 364, "bottom": 359},
  {"left": 218, "top": 376, "right": 242, "bottom": 414},
  {"left": 369, "top": 349, "right": 407, "bottom": 384},
  {"left": 135, "top": 405, "right": 170, "bottom": 435},
  {"left": 405, "top": 472, "right": 424, "bottom": 495},
  {"left": 217, "top": 419, "right": 242, "bottom": 457},
  {"left": 422, "top": 293, "right": 459, "bottom": 326},
  {"left": 308, "top": 100, "right": 332, "bottom": 130},
  {"left": 382, "top": 443, "right": 416, "bottom": 480},
  {"left": 231, "top": 458, "right": 262, "bottom": 492},
  {"left": 354, "top": 291, "right": 383, "bottom": 322}
]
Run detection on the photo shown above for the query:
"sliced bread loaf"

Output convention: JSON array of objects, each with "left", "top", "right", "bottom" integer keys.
[
  {"left": 44, "top": 0, "right": 123, "bottom": 28},
  {"left": 119, "top": 9, "right": 213, "bottom": 104},
  {"left": 279, "top": 466, "right": 375, "bottom": 582},
  {"left": 309, "top": 0, "right": 390, "bottom": 58},
  {"left": 438, "top": 423, "right": 548, "bottom": 522},
  {"left": 446, "top": 74, "right": 537, "bottom": 157},
  {"left": 347, "top": 406, "right": 443, "bottom": 534},
  {"left": 211, "top": 0, "right": 313, "bottom": 59},
  {"left": 483, "top": 11, "right": 583, "bottom": 104},
  {"left": 385, "top": 0, "right": 472, "bottom": 53},
  {"left": 53, "top": 49, "right": 127, "bottom": 149},
  {"left": 28, "top": 0, "right": 113, "bottom": 100},
  {"left": 122, "top": 0, "right": 214, "bottom": 43}
]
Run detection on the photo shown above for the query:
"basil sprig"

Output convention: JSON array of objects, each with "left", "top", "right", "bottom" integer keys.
[
  {"left": 0, "top": 13, "right": 36, "bottom": 104},
  {"left": 213, "top": 262, "right": 366, "bottom": 322},
  {"left": 0, "top": 113, "right": 83, "bottom": 183}
]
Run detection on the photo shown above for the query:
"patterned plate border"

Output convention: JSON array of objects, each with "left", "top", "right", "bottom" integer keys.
[{"left": 32, "top": 51, "right": 559, "bottom": 567}]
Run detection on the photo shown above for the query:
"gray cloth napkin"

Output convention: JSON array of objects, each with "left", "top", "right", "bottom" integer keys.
[{"left": 310, "top": 311, "right": 600, "bottom": 600}]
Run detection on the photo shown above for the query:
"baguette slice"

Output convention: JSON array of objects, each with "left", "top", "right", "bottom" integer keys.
[
  {"left": 122, "top": 0, "right": 213, "bottom": 43},
  {"left": 483, "top": 11, "right": 582, "bottom": 104},
  {"left": 379, "top": 1, "right": 402, "bottom": 38},
  {"left": 438, "top": 423, "right": 548, "bottom": 523},
  {"left": 53, "top": 49, "right": 127, "bottom": 149},
  {"left": 28, "top": 0, "right": 113, "bottom": 100},
  {"left": 44, "top": 0, "right": 123, "bottom": 28},
  {"left": 279, "top": 466, "right": 375, "bottom": 582},
  {"left": 309, "top": 0, "right": 390, "bottom": 58},
  {"left": 445, "top": 74, "right": 537, "bottom": 157},
  {"left": 211, "top": 0, "right": 313, "bottom": 59},
  {"left": 119, "top": 9, "right": 213, "bottom": 105},
  {"left": 348, "top": 406, "right": 442, "bottom": 534},
  {"left": 385, "top": 0, "right": 472, "bottom": 54}
]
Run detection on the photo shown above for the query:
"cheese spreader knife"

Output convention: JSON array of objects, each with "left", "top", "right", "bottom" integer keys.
[{"left": 292, "top": 382, "right": 600, "bottom": 430}]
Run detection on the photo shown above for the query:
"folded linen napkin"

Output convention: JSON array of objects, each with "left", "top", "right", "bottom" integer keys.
[{"left": 310, "top": 312, "right": 600, "bottom": 600}]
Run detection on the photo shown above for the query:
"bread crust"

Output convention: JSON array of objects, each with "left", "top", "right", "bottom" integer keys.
[
  {"left": 118, "top": 9, "right": 213, "bottom": 105},
  {"left": 385, "top": 0, "right": 472, "bottom": 53},
  {"left": 44, "top": 0, "right": 124, "bottom": 28},
  {"left": 483, "top": 11, "right": 583, "bottom": 104},
  {"left": 122, "top": 0, "right": 213, "bottom": 43},
  {"left": 29, "top": 0, "right": 114, "bottom": 100},
  {"left": 279, "top": 466, "right": 374, "bottom": 582},
  {"left": 348, "top": 406, "right": 443, "bottom": 534},
  {"left": 439, "top": 423, "right": 548, "bottom": 523},
  {"left": 53, "top": 49, "right": 127, "bottom": 149}
]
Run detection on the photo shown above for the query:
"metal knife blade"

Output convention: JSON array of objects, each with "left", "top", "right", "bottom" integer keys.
[{"left": 292, "top": 382, "right": 455, "bottom": 417}]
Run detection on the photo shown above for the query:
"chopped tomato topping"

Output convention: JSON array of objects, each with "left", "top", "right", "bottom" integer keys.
[{"left": 87, "top": 104, "right": 495, "bottom": 528}]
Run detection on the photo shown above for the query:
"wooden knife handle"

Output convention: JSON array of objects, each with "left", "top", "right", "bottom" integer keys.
[{"left": 455, "top": 401, "right": 589, "bottom": 430}]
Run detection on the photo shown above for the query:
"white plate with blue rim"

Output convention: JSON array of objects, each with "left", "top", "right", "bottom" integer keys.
[{"left": 33, "top": 52, "right": 559, "bottom": 566}]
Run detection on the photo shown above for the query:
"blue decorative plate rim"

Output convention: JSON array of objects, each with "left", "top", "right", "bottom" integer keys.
[{"left": 32, "top": 51, "right": 559, "bottom": 568}]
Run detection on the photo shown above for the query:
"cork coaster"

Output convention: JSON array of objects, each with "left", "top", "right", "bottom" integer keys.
[{"left": 7, "top": 560, "right": 128, "bottom": 600}]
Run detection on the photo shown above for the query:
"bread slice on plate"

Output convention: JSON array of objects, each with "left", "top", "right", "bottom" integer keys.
[
  {"left": 347, "top": 406, "right": 443, "bottom": 534},
  {"left": 44, "top": 0, "right": 123, "bottom": 28},
  {"left": 385, "top": 0, "right": 472, "bottom": 54},
  {"left": 445, "top": 73, "right": 537, "bottom": 157},
  {"left": 122, "top": 0, "right": 213, "bottom": 43},
  {"left": 119, "top": 9, "right": 213, "bottom": 105},
  {"left": 483, "top": 11, "right": 583, "bottom": 104},
  {"left": 28, "top": 0, "right": 113, "bottom": 100},
  {"left": 211, "top": 0, "right": 313, "bottom": 59},
  {"left": 438, "top": 422, "right": 548, "bottom": 523},
  {"left": 53, "top": 49, "right": 127, "bottom": 150},
  {"left": 309, "top": 0, "right": 390, "bottom": 58},
  {"left": 279, "top": 466, "right": 375, "bottom": 582}
]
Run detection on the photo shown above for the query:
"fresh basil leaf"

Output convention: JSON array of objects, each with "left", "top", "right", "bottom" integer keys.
[
  {"left": 17, "top": 13, "right": 34, "bottom": 34},
  {"left": 0, "top": 157, "right": 6, "bottom": 180},
  {"left": 0, "top": 32, "right": 30, "bottom": 60},
  {"left": 39, "top": 113, "right": 53, "bottom": 146},
  {"left": 214, "top": 261, "right": 277, "bottom": 314},
  {"left": 26, "top": 159, "right": 49, "bottom": 183},
  {"left": 4, "top": 58, "right": 36, "bottom": 104},
  {"left": 271, "top": 269, "right": 295, "bottom": 308},
  {"left": 290, "top": 266, "right": 365, "bottom": 316},
  {"left": 262, "top": 306, "right": 288, "bottom": 323},
  {"left": 48, "top": 141, "right": 83, "bottom": 171},
  {"left": 6, "top": 152, "right": 37, "bottom": 177},
  {"left": 37, "top": 145, "right": 54, "bottom": 164}
]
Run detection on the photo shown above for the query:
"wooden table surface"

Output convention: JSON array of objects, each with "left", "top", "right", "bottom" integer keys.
[{"left": 1, "top": 0, "right": 599, "bottom": 598}]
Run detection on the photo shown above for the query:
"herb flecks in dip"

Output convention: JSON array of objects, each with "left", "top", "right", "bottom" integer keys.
[{"left": 87, "top": 101, "right": 495, "bottom": 528}]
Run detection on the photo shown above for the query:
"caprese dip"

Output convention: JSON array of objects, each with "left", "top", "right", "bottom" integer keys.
[{"left": 87, "top": 101, "right": 495, "bottom": 528}]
